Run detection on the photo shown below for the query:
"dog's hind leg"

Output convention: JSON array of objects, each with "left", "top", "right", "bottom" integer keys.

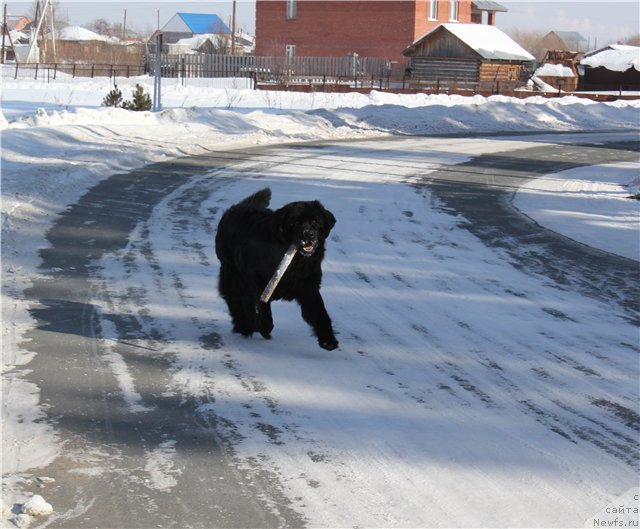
[
  {"left": 232, "top": 286, "right": 262, "bottom": 337},
  {"left": 219, "top": 268, "right": 255, "bottom": 336}
]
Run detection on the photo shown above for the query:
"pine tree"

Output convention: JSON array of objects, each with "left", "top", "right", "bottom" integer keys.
[
  {"left": 101, "top": 85, "right": 123, "bottom": 108},
  {"left": 122, "top": 84, "right": 152, "bottom": 111}
]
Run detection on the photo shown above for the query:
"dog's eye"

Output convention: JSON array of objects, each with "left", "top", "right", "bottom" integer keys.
[{"left": 310, "top": 221, "right": 319, "bottom": 230}]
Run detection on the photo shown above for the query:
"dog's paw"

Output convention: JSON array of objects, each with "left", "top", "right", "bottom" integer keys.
[{"left": 319, "top": 337, "right": 339, "bottom": 351}]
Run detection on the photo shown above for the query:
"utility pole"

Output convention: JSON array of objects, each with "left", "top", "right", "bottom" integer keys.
[
  {"left": 231, "top": 0, "right": 236, "bottom": 55},
  {"left": 50, "top": 3, "right": 56, "bottom": 62},
  {"left": 26, "top": 0, "right": 51, "bottom": 63},
  {"left": 1, "top": 4, "right": 7, "bottom": 64}
]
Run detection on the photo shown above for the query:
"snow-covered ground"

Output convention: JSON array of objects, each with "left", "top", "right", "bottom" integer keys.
[{"left": 1, "top": 72, "right": 639, "bottom": 527}]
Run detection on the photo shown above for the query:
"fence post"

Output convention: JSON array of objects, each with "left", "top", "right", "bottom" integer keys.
[
  {"left": 34, "top": 63, "right": 38, "bottom": 80},
  {"left": 53, "top": 63, "right": 57, "bottom": 80},
  {"left": 14, "top": 62, "right": 18, "bottom": 79}
]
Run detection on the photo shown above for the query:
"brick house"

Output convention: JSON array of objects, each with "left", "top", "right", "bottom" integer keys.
[{"left": 255, "top": 0, "right": 506, "bottom": 61}]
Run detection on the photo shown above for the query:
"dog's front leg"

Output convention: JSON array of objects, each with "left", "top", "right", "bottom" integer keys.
[
  {"left": 257, "top": 301, "right": 274, "bottom": 339},
  {"left": 297, "top": 290, "right": 338, "bottom": 350}
]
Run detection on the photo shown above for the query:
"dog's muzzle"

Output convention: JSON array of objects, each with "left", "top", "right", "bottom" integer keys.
[{"left": 299, "top": 229, "right": 318, "bottom": 256}]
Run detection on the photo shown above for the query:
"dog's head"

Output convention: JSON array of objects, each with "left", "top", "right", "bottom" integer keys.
[{"left": 274, "top": 200, "right": 336, "bottom": 257}]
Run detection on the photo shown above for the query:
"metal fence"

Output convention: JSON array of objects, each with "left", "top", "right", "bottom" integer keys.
[
  {"left": 8, "top": 62, "right": 146, "bottom": 81},
  {"left": 148, "top": 54, "right": 391, "bottom": 85}
]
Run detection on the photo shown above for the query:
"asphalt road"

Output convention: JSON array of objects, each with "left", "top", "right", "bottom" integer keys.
[{"left": 20, "top": 131, "right": 639, "bottom": 528}]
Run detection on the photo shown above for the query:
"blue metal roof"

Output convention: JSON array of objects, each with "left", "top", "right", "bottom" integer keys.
[{"left": 178, "top": 13, "right": 230, "bottom": 34}]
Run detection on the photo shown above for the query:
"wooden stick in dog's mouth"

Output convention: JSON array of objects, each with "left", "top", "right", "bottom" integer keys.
[{"left": 260, "top": 244, "right": 298, "bottom": 303}]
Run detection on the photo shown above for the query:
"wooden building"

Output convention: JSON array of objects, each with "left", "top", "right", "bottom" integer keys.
[
  {"left": 535, "top": 50, "right": 583, "bottom": 92},
  {"left": 402, "top": 23, "right": 535, "bottom": 91},
  {"left": 581, "top": 45, "right": 640, "bottom": 91},
  {"left": 50, "top": 26, "right": 144, "bottom": 65}
]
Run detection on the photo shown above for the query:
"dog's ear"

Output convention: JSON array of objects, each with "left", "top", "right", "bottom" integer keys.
[
  {"left": 318, "top": 202, "right": 336, "bottom": 237},
  {"left": 273, "top": 206, "right": 290, "bottom": 241}
]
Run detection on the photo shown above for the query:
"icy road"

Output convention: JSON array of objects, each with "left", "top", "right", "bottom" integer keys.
[{"left": 22, "top": 132, "right": 639, "bottom": 528}]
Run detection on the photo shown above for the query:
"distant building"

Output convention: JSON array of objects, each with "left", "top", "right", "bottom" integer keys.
[
  {"left": 1, "top": 15, "right": 31, "bottom": 62},
  {"left": 160, "top": 13, "right": 231, "bottom": 44},
  {"left": 581, "top": 45, "right": 640, "bottom": 91},
  {"left": 542, "top": 31, "right": 589, "bottom": 53},
  {"left": 4, "top": 15, "right": 31, "bottom": 33},
  {"left": 48, "top": 26, "right": 144, "bottom": 64},
  {"left": 255, "top": 0, "right": 508, "bottom": 61}
]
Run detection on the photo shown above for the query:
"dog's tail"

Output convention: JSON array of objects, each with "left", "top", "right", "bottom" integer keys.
[{"left": 236, "top": 187, "right": 271, "bottom": 209}]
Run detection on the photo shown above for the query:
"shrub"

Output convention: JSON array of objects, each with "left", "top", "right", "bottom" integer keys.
[
  {"left": 102, "top": 83, "right": 152, "bottom": 111},
  {"left": 122, "top": 84, "right": 152, "bottom": 111},
  {"left": 102, "top": 86, "right": 123, "bottom": 107}
]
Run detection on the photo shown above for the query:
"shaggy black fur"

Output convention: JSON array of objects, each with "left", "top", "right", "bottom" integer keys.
[{"left": 215, "top": 188, "right": 338, "bottom": 350}]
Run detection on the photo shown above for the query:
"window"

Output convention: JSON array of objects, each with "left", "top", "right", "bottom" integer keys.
[
  {"left": 286, "top": 0, "right": 296, "bottom": 19},
  {"left": 449, "top": 0, "right": 459, "bottom": 21},
  {"left": 429, "top": 0, "right": 437, "bottom": 20},
  {"left": 285, "top": 44, "right": 296, "bottom": 63}
]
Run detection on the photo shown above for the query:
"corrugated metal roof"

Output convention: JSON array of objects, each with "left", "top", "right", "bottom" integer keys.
[
  {"left": 177, "top": 13, "right": 230, "bottom": 34},
  {"left": 472, "top": 1, "right": 508, "bottom": 12},
  {"left": 544, "top": 31, "right": 589, "bottom": 52}
]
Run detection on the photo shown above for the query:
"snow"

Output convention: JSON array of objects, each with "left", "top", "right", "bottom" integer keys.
[
  {"left": 535, "top": 63, "right": 576, "bottom": 77},
  {"left": 20, "top": 495, "right": 53, "bottom": 517},
  {"left": 581, "top": 44, "right": 640, "bottom": 72},
  {"left": 514, "top": 161, "right": 640, "bottom": 260},
  {"left": 56, "top": 25, "right": 113, "bottom": 43},
  {"left": 432, "top": 23, "right": 535, "bottom": 61},
  {"left": 1, "top": 71, "right": 639, "bottom": 527}
]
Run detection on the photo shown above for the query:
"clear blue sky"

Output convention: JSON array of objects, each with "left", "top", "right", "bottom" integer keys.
[{"left": 6, "top": 1, "right": 639, "bottom": 46}]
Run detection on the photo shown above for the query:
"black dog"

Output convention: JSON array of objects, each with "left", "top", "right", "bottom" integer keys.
[{"left": 215, "top": 188, "right": 338, "bottom": 350}]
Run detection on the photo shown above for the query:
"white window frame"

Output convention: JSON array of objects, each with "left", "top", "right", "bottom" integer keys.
[
  {"left": 449, "top": 0, "right": 459, "bottom": 21},
  {"left": 285, "top": 44, "right": 296, "bottom": 63},
  {"left": 286, "top": 0, "right": 297, "bottom": 20},
  {"left": 429, "top": 0, "right": 437, "bottom": 20}
]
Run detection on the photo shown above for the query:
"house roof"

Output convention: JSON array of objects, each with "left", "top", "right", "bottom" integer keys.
[
  {"left": 167, "top": 13, "right": 231, "bottom": 35},
  {"left": 6, "top": 15, "right": 30, "bottom": 32},
  {"left": 543, "top": 31, "right": 589, "bottom": 52},
  {"left": 535, "top": 63, "right": 575, "bottom": 78},
  {"left": 404, "top": 24, "right": 535, "bottom": 61},
  {"left": 472, "top": 1, "right": 508, "bottom": 12},
  {"left": 581, "top": 45, "right": 640, "bottom": 72},
  {"left": 57, "top": 26, "right": 111, "bottom": 42}
]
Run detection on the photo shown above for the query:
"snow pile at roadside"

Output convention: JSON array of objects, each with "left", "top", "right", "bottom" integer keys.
[{"left": 515, "top": 161, "right": 640, "bottom": 260}]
